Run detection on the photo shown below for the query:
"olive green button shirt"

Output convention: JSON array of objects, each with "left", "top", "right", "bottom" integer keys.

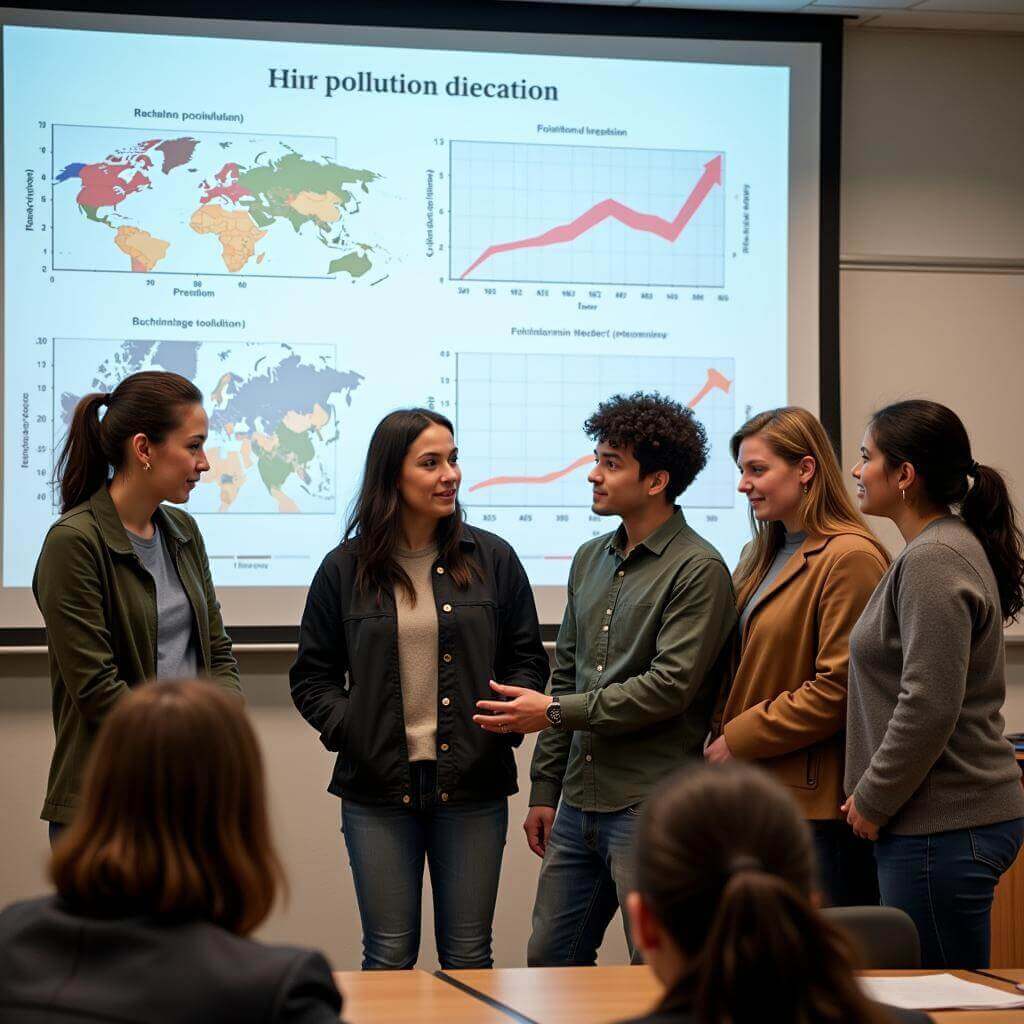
[{"left": 530, "top": 508, "right": 736, "bottom": 812}]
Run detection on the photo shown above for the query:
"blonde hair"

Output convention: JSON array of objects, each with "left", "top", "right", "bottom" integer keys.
[{"left": 731, "top": 407, "right": 888, "bottom": 608}]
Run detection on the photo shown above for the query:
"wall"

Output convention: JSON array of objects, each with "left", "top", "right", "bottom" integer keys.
[{"left": 2, "top": 25, "right": 1023, "bottom": 971}]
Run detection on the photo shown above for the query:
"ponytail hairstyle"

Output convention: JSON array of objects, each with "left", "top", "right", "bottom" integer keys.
[
  {"left": 55, "top": 371, "right": 203, "bottom": 514},
  {"left": 731, "top": 407, "right": 889, "bottom": 606},
  {"left": 344, "top": 408, "right": 479, "bottom": 603},
  {"left": 870, "top": 399, "right": 1024, "bottom": 622},
  {"left": 635, "top": 763, "right": 883, "bottom": 1024}
]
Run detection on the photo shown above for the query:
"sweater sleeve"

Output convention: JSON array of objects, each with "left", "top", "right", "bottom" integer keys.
[
  {"left": 724, "top": 549, "right": 885, "bottom": 759},
  {"left": 853, "top": 543, "right": 982, "bottom": 826}
]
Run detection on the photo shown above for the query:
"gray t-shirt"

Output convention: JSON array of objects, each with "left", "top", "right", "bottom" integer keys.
[
  {"left": 738, "top": 530, "right": 807, "bottom": 636},
  {"left": 129, "top": 523, "right": 199, "bottom": 680}
]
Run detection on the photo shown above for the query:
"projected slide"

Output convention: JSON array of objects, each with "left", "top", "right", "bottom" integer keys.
[
  {"left": 4, "top": 21, "right": 790, "bottom": 590},
  {"left": 451, "top": 142, "right": 726, "bottom": 287}
]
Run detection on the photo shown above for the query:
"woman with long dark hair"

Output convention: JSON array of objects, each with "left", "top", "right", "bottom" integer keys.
[
  {"left": 290, "top": 408, "right": 548, "bottom": 970},
  {"left": 845, "top": 399, "right": 1024, "bottom": 968},
  {"left": 34, "top": 371, "right": 240, "bottom": 843},
  {"left": 707, "top": 408, "right": 888, "bottom": 906},
  {"left": 619, "top": 762, "right": 926, "bottom": 1024},
  {"left": 0, "top": 680, "right": 343, "bottom": 1023}
]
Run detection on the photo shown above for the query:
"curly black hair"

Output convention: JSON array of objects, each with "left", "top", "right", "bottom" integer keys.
[{"left": 584, "top": 391, "right": 709, "bottom": 502}]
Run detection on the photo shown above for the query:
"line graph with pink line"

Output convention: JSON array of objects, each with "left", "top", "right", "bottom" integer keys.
[
  {"left": 449, "top": 141, "right": 726, "bottom": 288},
  {"left": 457, "top": 352, "right": 736, "bottom": 509}
]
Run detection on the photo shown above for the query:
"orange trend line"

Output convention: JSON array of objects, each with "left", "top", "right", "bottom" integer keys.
[
  {"left": 460, "top": 154, "right": 722, "bottom": 280},
  {"left": 467, "top": 367, "right": 732, "bottom": 493}
]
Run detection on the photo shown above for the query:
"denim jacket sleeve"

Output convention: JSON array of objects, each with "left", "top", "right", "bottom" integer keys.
[
  {"left": 494, "top": 546, "right": 549, "bottom": 694},
  {"left": 290, "top": 556, "right": 350, "bottom": 751}
]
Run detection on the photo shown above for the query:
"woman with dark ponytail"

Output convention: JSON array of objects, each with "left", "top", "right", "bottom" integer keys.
[
  {"left": 619, "top": 763, "right": 925, "bottom": 1024},
  {"left": 845, "top": 399, "right": 1024, "bottom": 968},
  {"left": 34, "top": 371, "right": 241, "bottom": 844}
]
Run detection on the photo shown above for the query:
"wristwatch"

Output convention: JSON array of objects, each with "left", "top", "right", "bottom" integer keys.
[{"left": 545, "top": 694, "right": 564, "bottom": 729}]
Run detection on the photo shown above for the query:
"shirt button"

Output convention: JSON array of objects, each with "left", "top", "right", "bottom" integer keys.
[
  {"left": 602, "top": 625, "right": 609, "bottom": 632},
  {"left": 606, "top": 609, "right": 612, "bottom": 616},
  {"left": 596, "top": 664, "right": 604, "bottom": 672},
  {"left": 443, "top": 653, "right": 453, "bottom": 663},
  {"left": 442, "top": 603, "right": 452, "bottom": 613},
  {"left": 440, "top": 743, "right": 449, "bottom": 752},
  {"left": 585, "top": 754, "right": 593, "bottom": 763},
  {"left": 402, "top": 795, "right": 411, "bottom": 805},
  {"left": 441, "top": 792, "right": 449, "bottom": 802},
  {"left": 436, "top": 566, "right": 445, "bottom": 574},
  {"left": 617, "top": 570, "right": 625, "bottom": 577},
  {"left": 441, "top": 697, "right": 451, "bottom": 707}
]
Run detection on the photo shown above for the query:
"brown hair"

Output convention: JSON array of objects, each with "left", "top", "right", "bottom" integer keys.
[
  {"left": 635, "top": 763, "right": 883, "bottom": 1024},
  {"left": 731, "top": 406, "right": 888, "bottom": 607},
  {"left": 870, "top": 399, "right": 1024, "bottom": 622},
  {"left": 344, "top": 408, "right": 480, "bottom": 603},
  {"left": 55, "top": 370, "right": 202, "bottom": 513},
  {"left": 50, "top": 680, "right": 284, "bottom": 936}
]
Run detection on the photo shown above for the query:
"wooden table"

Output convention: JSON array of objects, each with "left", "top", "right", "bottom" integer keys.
[
  {"left": 334, "top": 969, "right": 509, "bottom": 1024},
  {"left": 441, "top": 966, "right": 1024, "bottom": 1024}
]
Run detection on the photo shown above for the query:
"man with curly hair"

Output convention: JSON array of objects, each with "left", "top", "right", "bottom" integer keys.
[{"left": 474, "top": 391, "right": 736, "bottom": 965}]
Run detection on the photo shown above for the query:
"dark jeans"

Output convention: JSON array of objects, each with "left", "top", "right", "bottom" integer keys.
[
  {"left": 528, "top": 801, "right": 640, "bottom": 966},
  {"left": 341, "top": 762, "right": 507, "bottom": 971},
  {"left": 811, "top": 819, "right": 879, "bottom": 907},
  {"left": 47, "top": 822, "right": 65, "bottom": 847},
  {"left": 874, "top": 817, "right": 1024, "bottom": 969}
]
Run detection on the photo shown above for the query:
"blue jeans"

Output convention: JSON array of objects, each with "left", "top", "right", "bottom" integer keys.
[
  {"left": 874, "top": 817, "right": 1024, "bottom": 969},
  {"left": 528, "top": 801, "right": 640, "bottom": 966},
  {"left": 47, "top": 822, "right": 65, "bottom": 848},
  {"left": 341, "top": 765, "right": 508, "bottom": 970},
  {"left": 811, "top": 819, "right": 879, "bottom": 907}
]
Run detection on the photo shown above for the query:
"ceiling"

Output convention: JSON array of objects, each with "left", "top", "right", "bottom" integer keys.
[{"left": 519, "top": 0, "right": 1024, "bottom": 32}]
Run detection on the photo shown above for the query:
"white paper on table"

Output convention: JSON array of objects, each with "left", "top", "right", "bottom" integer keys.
[{"left": 859, "top": 974, "right": 1024, "bottom": 1010}]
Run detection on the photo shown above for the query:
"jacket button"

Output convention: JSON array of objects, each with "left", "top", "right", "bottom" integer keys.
[
  {"left": 440, "top": 743, "right": 449, "bottom": 752},
  {"left": 402, "top": 795, "right": 411, "bottom": 804},
  {"left": 436, "top": 566, "right": 446, "bottom": 574},
  {"left": 597, "top": 664, "right": 604, "bottom": 672},
  {"left": 442, "top": 697, "right": 451, "bottom": 707},
  {"left": 442, "top": 603, "right": 452, "bottom": 613},
  {"left": 441, "top": 792, "right": 449, "bottom": 802},
  {"left": 602, "top": 625, "right": 609, "bottom": 632},
  {"left": 585, "top": 754, "right": 593, "bottom": 763},
  {"left": 617, "top": 570, "right": 625, "bottom": 577},
  {"left": 443, "top": 653, "right": 453, "bottom": 663}
]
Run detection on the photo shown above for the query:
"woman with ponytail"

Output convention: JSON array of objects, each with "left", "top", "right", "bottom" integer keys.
[
  {"left": 845, "top": 399, "right": 1024, "bottom": 968},
  {"left": 619, "top": 762, "right": 926, "bottom": 1024},
  {"left": 706, "top": 407, "right": 888, "bottom": 906},
  {"left": 34, "top": 372, "right": 240, "bottom": 843}
]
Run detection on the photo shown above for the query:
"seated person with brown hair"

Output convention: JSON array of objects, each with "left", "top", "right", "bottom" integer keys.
[
  {"left": 621, "top": 762, "right": 928, "bottom": 1024},
  {"left": 0, "top": 680, "right": 343, "bottom": 1024}
]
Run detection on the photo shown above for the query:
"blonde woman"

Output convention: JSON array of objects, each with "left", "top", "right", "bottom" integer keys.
[{"left": 706, "top": 408, "right": 888, "bottom": 906}]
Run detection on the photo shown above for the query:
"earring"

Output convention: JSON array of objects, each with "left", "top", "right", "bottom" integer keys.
[
  {"left": 802, "top": 484, "right": 809, "bottom": 495},
  {"left": 900, "top": 488, "right": 906, "bottom": 502},
  {"left": 144, "top": 462, "right": 152, "bottom": 472}
]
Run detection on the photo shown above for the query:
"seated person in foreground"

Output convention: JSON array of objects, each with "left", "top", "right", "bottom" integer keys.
[
  {"left": 618, "top": 762, "right": 928, "bottom": 1024},
  {"left": 0, "top": 680, "right": 343, "bottom": 1024}
]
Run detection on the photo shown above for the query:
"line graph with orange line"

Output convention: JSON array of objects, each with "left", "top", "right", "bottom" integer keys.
[
  {"left": 456, "top": 354, "right": 736, "bottom": 510},
  {"left": 449, "top": 141, "right": 726, "bottom": 288}
]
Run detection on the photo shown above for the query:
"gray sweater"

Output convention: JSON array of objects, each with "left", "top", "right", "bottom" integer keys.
[{"left": 845, "top": 516, "right": 1024, "bottom": 834}]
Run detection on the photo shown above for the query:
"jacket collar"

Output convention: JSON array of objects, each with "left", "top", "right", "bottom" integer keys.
[
  {"left": 608, "top": 507, "right": 686, "bottom": 558},
  {"left": 742, "top": 533, "right": 830, "bottom": 636},
  {"left": 87, "top": 486, "right": 190, "bottom": 555}
]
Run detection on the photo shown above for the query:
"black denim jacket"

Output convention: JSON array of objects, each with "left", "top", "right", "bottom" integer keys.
[{"left": 290, "top": 526, "right": 549, "bottom": 806}]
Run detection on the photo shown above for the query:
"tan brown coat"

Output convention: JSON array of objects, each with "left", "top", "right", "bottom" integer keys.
[{"left": 717, "top": 533, "right": 888, "bottom": 820}]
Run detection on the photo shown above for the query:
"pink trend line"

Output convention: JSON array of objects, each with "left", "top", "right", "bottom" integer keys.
[
  {"left": 460, "top": 154, "right": 723, "bottom": 280},
  {"left": 468, "top": 367, "right": 732, "bottom": 493}
]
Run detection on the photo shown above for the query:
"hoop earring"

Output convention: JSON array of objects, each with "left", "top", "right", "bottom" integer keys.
[
  {"left": 802, "top": 484, "right": 809, "bottom": 495},
  {"left": 900, "top": 488, "right": 906, "bottom": 503},
  {"left": 143, "top": 462, "right": 152, "bottom": 472}
]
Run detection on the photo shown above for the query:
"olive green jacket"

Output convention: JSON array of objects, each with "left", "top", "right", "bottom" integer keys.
[{"left": 33, "top": 487, "right": 241, "bottom": 823}]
